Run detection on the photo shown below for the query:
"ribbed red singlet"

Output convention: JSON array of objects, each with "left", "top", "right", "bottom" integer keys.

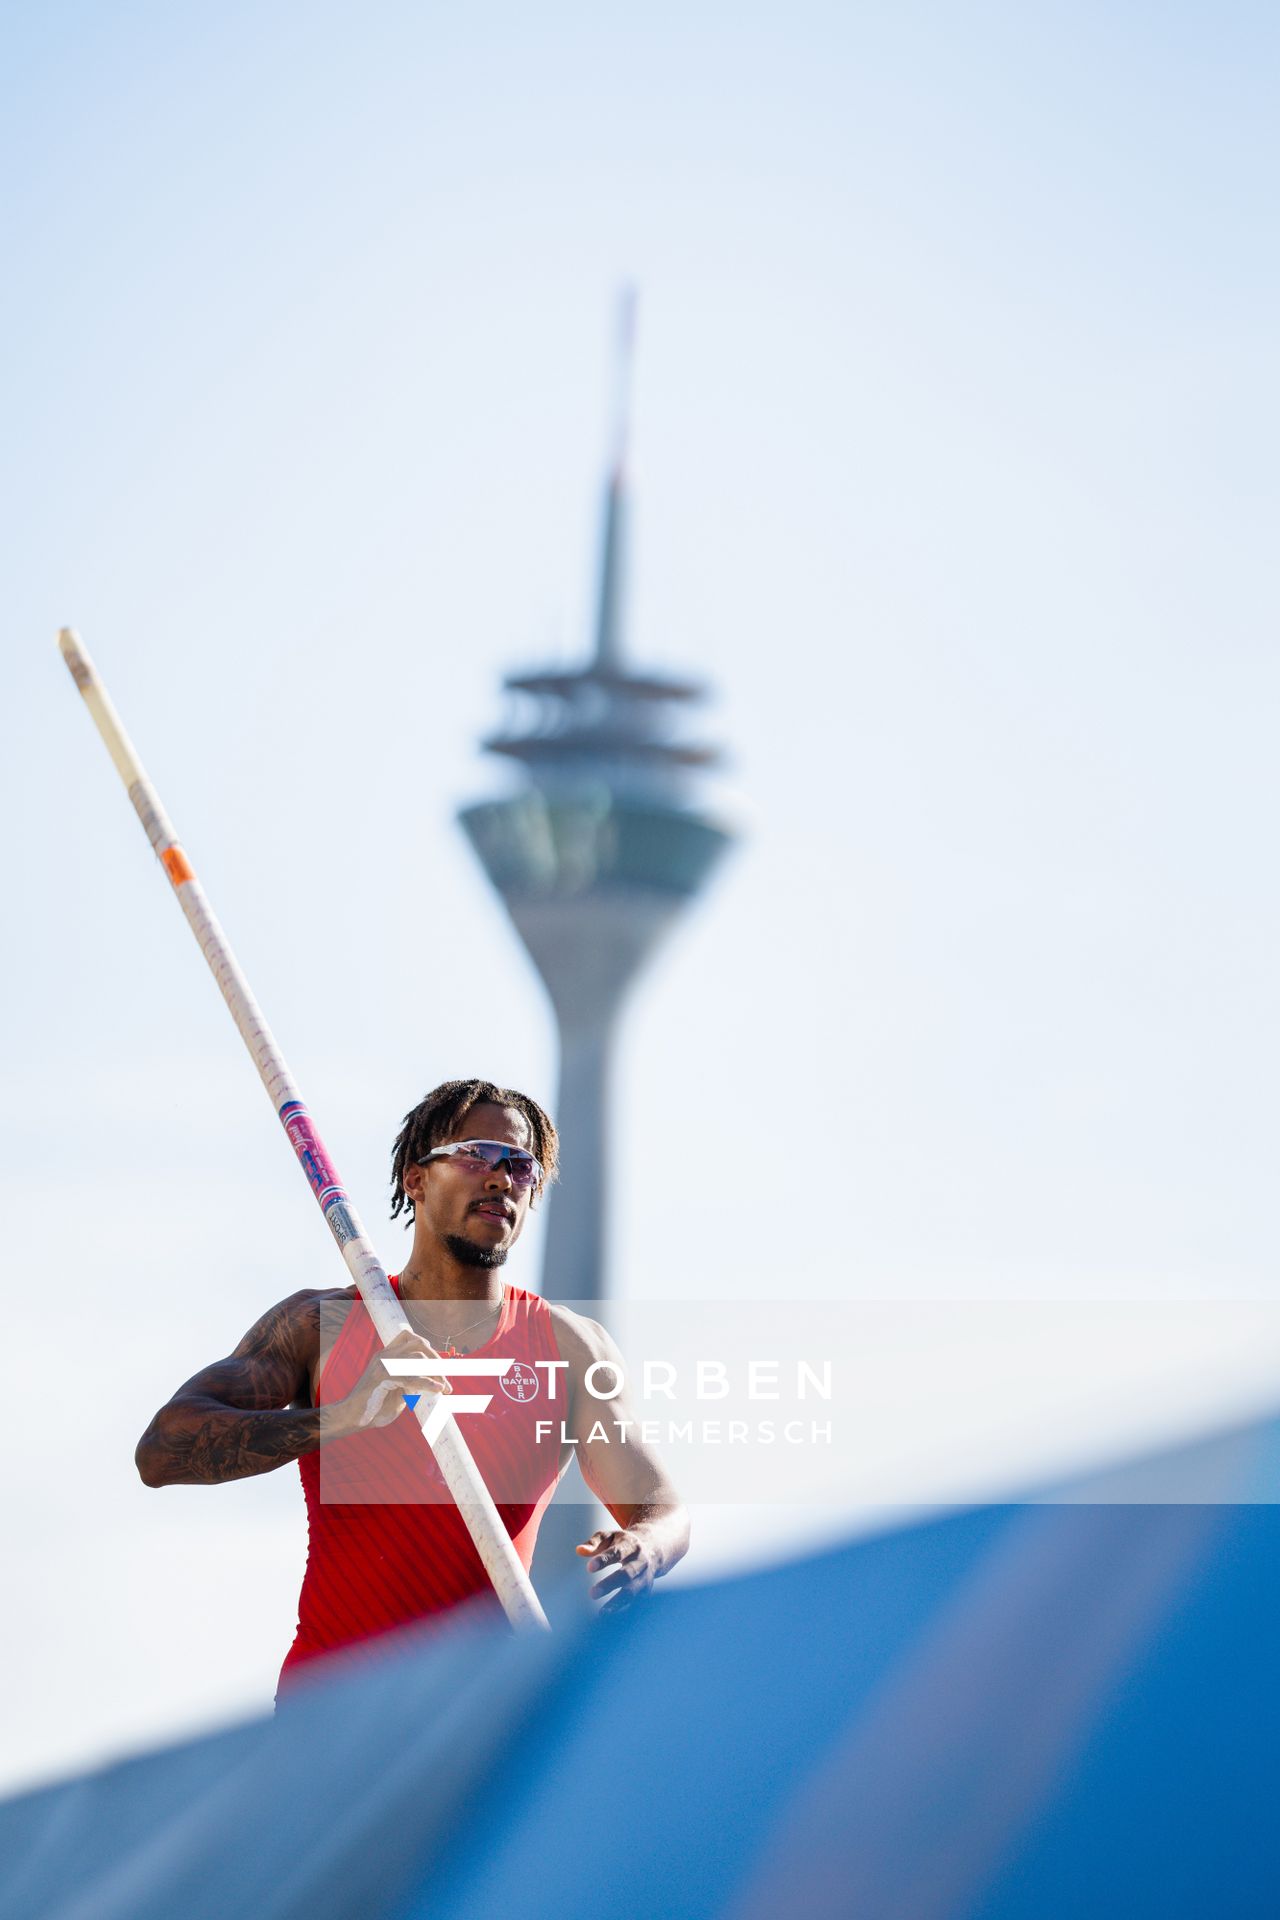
[{"left": 279, "top": 1280, "right": 566, "bottom": 1686}]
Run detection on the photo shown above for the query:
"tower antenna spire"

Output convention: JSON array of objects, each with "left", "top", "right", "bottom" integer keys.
[
  {"left": 594, "top": 284, "right": 638, "bottom": 671},
  {"left": 611, "top": 282, "right": 638, "bottom": 480}
]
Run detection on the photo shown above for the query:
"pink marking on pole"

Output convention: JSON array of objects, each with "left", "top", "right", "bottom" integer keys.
[{"left": 279, "top": 1100, "right": 347, "bottom": 1208}]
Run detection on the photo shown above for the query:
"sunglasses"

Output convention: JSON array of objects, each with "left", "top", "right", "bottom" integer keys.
[{"left": 416, "top": 1139, "right": 543, "bottom": 1190}]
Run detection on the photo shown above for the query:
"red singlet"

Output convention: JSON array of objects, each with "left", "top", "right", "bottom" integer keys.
[{"left": 279, "top": 1280, "right": 566, "bottom": 1686}]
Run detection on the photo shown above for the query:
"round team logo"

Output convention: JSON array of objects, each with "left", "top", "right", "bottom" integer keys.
[{"left": 500, "top": 1360, "right": 540, "bottom": 1403}]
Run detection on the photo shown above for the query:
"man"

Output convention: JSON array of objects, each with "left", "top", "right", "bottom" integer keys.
[{"left": 136, "top": 1078, "right": 688, "bottom": 1684}]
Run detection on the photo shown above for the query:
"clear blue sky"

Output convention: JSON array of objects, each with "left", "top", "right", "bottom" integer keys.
[{"left": 3, "top": 0, "right": 1278, "bottom": 1790}]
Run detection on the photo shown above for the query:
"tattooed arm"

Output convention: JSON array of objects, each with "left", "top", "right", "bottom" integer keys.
[
  {"left": 135, "top": 1292, "right": 452, "bottom": 1487},
  {"left": 135, "top": 1291, "right": 333, "bottom": 1487}
]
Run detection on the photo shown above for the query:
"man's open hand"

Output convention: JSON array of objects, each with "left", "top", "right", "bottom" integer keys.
[{"left": 576, "top": 1527, "right": 661, "bottom": 1615}]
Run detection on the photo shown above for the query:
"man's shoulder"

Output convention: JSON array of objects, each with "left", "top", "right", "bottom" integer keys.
[
  {"left": 277, "top": 1284, "right": 358, "bottom": 1314},
  {"left": 545, "top": 1301, "right": 617, "bottom": 1364},
  {"left": 255, "top": 1285, "right": 357, "bottom": 1342}
]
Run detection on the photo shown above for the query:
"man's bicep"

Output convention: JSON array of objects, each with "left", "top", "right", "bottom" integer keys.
[
  {"left": 565, "top": 1317, "right": 681, "bottom": 1516},
  {"left": 173, "top": 1296, "right": 315, "bottom": 1411}
]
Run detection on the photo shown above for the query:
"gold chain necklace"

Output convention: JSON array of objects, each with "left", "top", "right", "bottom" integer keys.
[{"left": 399, "top": 1283, "right": 507, "bottom": 1357}]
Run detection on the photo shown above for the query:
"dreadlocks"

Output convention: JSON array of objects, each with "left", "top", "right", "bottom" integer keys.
[{"left": 390, "top": 1078, "right": 559, "bottom": 1223}]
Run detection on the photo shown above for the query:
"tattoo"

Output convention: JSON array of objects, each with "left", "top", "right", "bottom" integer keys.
[
  {"left": 152, "top": 1402, "right": 325, "bottom": 1484},
  {"left": 137, "top": 1290, "right": 336, "bottom": 1487}
]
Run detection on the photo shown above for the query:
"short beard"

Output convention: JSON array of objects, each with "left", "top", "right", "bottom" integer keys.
[{"left": 443, "top": 1233, "right": 510, "bottom": 1271}]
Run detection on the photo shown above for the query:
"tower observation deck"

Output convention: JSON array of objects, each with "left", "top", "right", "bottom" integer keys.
[{"left": 459, "top": 298, "right": 735, "bottom": 1308}]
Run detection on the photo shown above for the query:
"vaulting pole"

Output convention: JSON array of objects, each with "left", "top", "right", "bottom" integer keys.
[{"left": 58, "top": 628, "right": 549, "bottom": 1632}]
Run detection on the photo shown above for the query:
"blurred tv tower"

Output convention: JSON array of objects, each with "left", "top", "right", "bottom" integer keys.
[{"left": 459, "top": 292, "right": 734, "bottom": 1309}]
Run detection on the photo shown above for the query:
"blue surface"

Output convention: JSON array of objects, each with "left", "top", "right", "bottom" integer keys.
[
  {"left": 2, "top": 1416, "right": 1278, "bottom": 1920},
  {"left": 975, "top": 1504, "right": 1280, "bottom": 1920}
]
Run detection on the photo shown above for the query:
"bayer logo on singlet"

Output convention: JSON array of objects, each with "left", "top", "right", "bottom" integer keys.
[{"left": 499, "top": 1361, "right": 539, "bottom": 1403}]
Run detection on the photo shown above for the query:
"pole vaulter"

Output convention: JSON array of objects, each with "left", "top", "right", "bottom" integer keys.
[{"left": 58, "top": 627, "right": 549, "bottom": 1633}]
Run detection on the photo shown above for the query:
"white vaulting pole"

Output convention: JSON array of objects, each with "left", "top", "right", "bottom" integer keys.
[{"left": 59, "top": 628, "right": 549, "bottom": 1633}]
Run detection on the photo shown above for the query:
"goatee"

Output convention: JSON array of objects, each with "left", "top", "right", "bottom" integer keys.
[{"left": 444, "top": 1233, "right": 509, "bottom": 1271}]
